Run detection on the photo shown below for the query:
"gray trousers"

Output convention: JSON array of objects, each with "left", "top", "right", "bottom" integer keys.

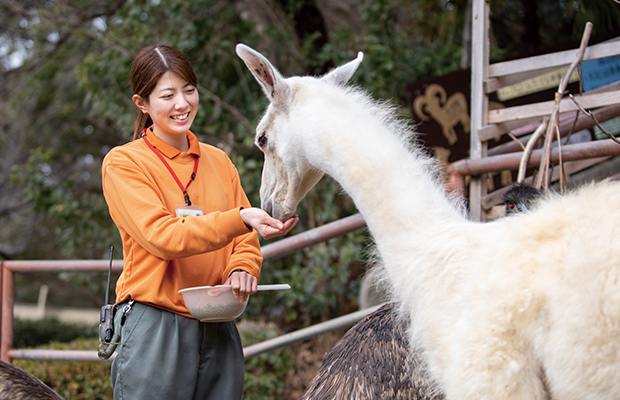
[{"left": 111, "top": 301, "right": 244, "bottom": 400}]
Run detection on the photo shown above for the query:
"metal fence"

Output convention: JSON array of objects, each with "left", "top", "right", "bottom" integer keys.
[{"left": 1, "top": 213, "right": 368, "bottom": 362}]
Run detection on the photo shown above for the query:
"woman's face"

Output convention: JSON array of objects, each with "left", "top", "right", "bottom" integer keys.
[{"left": 135, "top": 71, "right": 199, "bottom": 143}]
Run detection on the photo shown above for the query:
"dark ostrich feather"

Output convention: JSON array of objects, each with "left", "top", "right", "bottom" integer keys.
[
  {"left": 301, "top": 303, "right": 445, "bottom": 400},
  {"left": 502, "top": 182, "right": 542, "bottom": 215},
  {"left": 0, "top": 360, "right": 64, "bottom": 400}
]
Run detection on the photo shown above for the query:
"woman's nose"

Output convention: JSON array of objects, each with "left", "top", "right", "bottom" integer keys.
[{"left": 175, "top": 95, "right": 189, "bottom": 109}]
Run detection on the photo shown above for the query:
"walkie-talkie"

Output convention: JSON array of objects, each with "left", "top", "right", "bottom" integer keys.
[{"left": 99, "top": 246, "right": 117, "bottom": 344}]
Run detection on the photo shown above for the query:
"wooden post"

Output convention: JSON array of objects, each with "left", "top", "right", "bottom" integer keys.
[
  {"left": 470, "top": 0, "right": 490, "bottom": 221},
  {"left": 1, "top": 265, "right": 14, "bottom": 362}
]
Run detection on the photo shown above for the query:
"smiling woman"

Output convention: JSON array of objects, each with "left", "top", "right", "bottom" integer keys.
[
  {"left": 132, "top": 70, "right": 198, "bottom": 152},
  {"left": 100, "top": 45, "right": 298, "bottom": 400},
  {"left": 129, "top": 46, "right": 199, "bottom": 144}
]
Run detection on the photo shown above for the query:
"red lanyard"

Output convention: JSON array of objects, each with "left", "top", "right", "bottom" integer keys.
[{"left": 141, "top": 130, "right": 199, "bottom": 206}]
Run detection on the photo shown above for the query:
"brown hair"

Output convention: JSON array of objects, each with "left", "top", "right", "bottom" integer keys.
[{"left": 130, "top": 45, "right": 198, "bottom": 140}]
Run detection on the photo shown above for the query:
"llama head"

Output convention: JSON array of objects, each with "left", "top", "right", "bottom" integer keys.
[{"left": 236, "top": 43, "right": 363, "bottom": 221}]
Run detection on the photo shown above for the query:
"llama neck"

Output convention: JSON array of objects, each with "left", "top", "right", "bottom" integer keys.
[
  {"left": 306, "top": 98, "right": 467, "bottom": 263},
  {"left": 334, "top": 135, "right": 460, "bottom": 233}
]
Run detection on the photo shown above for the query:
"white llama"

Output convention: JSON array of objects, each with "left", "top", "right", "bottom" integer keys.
[
  {"left": 236, "top": 44, "right": 620, "bottom": 400},
  {"left": 301, "top": 184, "right": 542, "bottom": 399}
]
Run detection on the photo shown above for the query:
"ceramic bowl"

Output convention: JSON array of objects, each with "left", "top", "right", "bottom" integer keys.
[
  {"left": 178, "top": 285, "right": 248, "bottom": 322},
  {"left": 179, "top": 284, "right": 291, "bottom": 322}
]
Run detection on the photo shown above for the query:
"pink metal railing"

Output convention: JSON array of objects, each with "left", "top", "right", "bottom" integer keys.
[
  {"left": 0, "top": 214, "right": 367, "bottom": 362},
  {"left": 447, "top": 138, "right": 620, "bottom": 198}
]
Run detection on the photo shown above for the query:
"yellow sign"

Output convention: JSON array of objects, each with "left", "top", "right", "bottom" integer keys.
[{"left": 497, "top": 67, "right": 580, "bottom": 101}]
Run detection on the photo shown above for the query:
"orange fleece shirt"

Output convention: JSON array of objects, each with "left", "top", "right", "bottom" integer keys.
[{"left": 102, "top": 129, "right": 262, "bottom": 318}]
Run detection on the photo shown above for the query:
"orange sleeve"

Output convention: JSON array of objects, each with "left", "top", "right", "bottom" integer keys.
[
  {"left": 102, "top": 150, "right": 253, "bottom": 260},
  {"left": 221, "top": 163, "right": 262, "bottom": 282}
]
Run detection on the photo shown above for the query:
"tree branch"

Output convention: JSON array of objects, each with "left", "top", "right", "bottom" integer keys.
[
  {"left": 569, "top": 94, "right": 620, "bottom": 145},
  {"left": 518, "top": 117, "right": 548, "bottom": 183},
  {"left": 535, "top": 21, "right": 592, "bottom": 190}
]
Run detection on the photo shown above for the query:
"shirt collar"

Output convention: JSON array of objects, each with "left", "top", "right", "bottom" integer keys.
[{"left": 144, "top": 128, "right": 201, "bottom": 159}]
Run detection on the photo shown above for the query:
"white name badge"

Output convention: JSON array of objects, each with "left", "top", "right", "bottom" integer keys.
[{"left": 176, "top": 204, "right": 204, "bottom": 218}]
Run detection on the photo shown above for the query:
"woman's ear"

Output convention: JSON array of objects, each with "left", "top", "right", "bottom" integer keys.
[{"left": 132, "top": 94, "right": 148, "bottom": 114}]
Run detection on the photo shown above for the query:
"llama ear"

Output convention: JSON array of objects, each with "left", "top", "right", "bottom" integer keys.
[
  {"left": 236, "top": 43, "right": 290, "bottom": 106},
  {"left": 321, "top": 52, "right": 364, "bottom": 86}
]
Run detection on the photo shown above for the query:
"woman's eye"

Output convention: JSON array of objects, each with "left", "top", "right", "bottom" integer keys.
[
  {"left": 257, "top": 132, "right": 267, "bottom": 147},
  {"left": 186, "top": 88, "right": 196, "bottom": 94}
]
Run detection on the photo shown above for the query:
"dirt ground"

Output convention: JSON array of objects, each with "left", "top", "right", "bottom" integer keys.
[{"left": 282, "top": 329, "right": 348, "bottom": 399}]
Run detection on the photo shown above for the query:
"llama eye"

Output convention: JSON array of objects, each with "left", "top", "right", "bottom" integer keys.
[{"left": 257, "top": 132, "right": 267, "bottom": 147}]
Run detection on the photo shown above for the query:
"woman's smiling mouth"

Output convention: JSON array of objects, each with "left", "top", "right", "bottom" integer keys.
[{"left": 171, "top": 112, "right": 190, "bottom": 121}]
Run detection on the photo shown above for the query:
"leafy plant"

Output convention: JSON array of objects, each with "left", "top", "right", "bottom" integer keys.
[
  {"left": 14, "top": 338, "right": 112, "bottom": 400},
  {"left": 239, "top": 320, "right": 295, "bottom": 399},
  {"left": 13, "top": 318, "right": 98, "bottom": 348},
  {"left": 14, "top": 321, "right": 295, "bottom": 399}
]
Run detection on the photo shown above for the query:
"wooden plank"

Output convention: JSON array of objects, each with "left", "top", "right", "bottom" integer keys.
[
  {"left": 485, "top": 65, "right": 568, "bottom": 94},
  {"left": 478, "top": 117, "right": 543, "bottom": 142},
  {"left": 482, "top": 83, "right": 620, "bottom": 141},
  {"left": 487, "top": 64, "right": 620, "bottom": 96},
  {"left": 488, "top": 90, "right": 620, "bottom": 124},
  {"left": 496, "top": 67, "right": 579, "bottom": 101},
  {"left": 488, "top": 40, "right": 620, "bottom": 79}
]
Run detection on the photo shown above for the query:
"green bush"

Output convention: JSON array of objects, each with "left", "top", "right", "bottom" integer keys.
[
  {"left": 240, "top": 320, "right": 295, "bottom": 400},
  {"left": 14, "top": 338, "right": 112, "bottom": 400},
  {"left": 14, "top": 320, "right": 294, "bottom": 399},
  {"left": 13, "top": 318, "right": 98, "bottom": 348}
]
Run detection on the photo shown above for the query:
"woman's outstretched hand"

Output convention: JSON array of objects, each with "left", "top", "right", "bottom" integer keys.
[{"left": 240, "top": 208, "right": 299, "bottom": 240}]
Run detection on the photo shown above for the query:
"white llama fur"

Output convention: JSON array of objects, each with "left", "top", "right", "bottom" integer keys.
[{"left": 236, "top": 43, "right": 620, "bottom": 400}]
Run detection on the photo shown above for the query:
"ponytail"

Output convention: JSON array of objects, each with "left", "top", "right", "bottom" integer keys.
[{"left": 132, "top": 106, "right": 153, "bottom": 140}]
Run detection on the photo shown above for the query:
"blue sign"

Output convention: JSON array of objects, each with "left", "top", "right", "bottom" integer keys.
[{"left": 582, "top": 54, "right": 620, "bottom": 92}]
